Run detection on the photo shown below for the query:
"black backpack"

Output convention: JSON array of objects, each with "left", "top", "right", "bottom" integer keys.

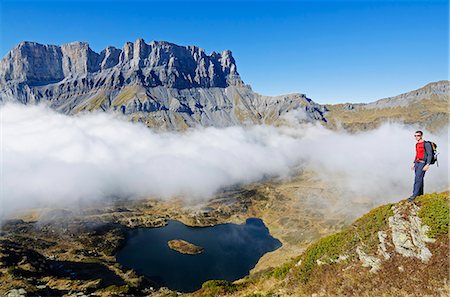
[{"left": 426, "top": 141, "right": 438, "bottom": 166}]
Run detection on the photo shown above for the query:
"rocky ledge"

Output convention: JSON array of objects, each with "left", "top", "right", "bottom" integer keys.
[{"left": 167, "top": 239, "right": 204, "bottom": 255}]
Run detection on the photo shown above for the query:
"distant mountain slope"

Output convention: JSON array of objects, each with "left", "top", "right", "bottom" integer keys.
[
  {"left": 325, "top": 80, "right": 449, "bottom": 133},
  {"left": 0, "top": 39, "right": 326, "bottom": 129},
  {"left": 194, "top": 192, "right": 449, "bottom": 296}
]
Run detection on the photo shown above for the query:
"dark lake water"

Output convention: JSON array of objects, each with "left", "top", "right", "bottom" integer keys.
[{"left": 116, "top": 218, "right": 281, "bottom": 292}]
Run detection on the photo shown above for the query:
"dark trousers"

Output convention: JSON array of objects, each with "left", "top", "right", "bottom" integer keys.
[{"left": 412, "top": 161, "right": 426, "bottom": 197}]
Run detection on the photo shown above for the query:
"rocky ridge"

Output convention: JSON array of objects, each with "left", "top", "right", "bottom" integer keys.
[
  {"left": 364, "top": 80, "right": 449, "bottom": 109},
  {"left": 0, "top": 39, "right": 242, "bottom": 88},
  {"left": 324, "top": 80, "right": 449, "bottom": 132},
  {"left": 0, "top": 39, "right": 326, "bottom": 129}
]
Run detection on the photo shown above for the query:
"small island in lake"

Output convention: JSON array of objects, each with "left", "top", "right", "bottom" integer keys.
[{"left": 167, "top": 239, "right": 205, "bottom": 255}]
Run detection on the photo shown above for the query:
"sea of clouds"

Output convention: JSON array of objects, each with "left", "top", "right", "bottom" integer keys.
[{"left": 1, "top": 103, "right": 448, "bottom": 218}]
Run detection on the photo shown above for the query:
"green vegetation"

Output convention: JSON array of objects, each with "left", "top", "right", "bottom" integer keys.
[
  {"left": 102, "top": 285, "right": 129, "bottom": 294},
  {"left": 294, "top": 203, "right": 394, "bottom": 284},
  {"left": 352, "top": 203, "right": 394, "bottom": 251},
  {"left": 194, "top": 280, "right": 246, "bottom": 297},
  {"left": 244, "top": 293, "right": 265, "bottom": 297},
  {"left": 271, "top": 260, "right": 296, "bottom": 280},
  {"left": 7, "top": 266, "right": 20, "bottom": 276},
  {"left": 112, "top": 86, "right": 139, "bottom": 107},
  {"left": 86, "top": 92, "right": 108, "bottom": 111},
  {"left": 73, "top": 92, "right": 108, "bottom": 113},
  {"left": 417, "top": 192, "right": 450, "bottom": 238},
  {"left": 296, "top": 230, "right": 354, "bottom": 284}
]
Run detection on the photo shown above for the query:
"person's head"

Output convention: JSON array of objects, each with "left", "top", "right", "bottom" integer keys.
[{"left": 414, "top": 130, "right": 423, "bottom": 141}]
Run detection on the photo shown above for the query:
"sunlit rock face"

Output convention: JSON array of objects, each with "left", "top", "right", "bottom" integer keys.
[
  {"left": 0, "top": 39, "right": 327, "bottom": 129},
  {"left": 0, "top": 39, "right": 242, "bottom": 88}
]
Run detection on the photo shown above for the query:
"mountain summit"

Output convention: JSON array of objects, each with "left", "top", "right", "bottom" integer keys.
[
  {"left": 0, "top": 39, "right": 243, "bottom": 88},
  {"left": 0, "top": 39, "right": 326, "bottom": 129}
]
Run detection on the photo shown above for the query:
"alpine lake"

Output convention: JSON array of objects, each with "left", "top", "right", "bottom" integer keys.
[{"left": 116, "top": 218, "right": 282, "bottom": 292}]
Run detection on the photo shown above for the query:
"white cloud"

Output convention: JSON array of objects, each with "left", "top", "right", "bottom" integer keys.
[{"left": 1, "top": 103, "right": 448, "bottom": 218}]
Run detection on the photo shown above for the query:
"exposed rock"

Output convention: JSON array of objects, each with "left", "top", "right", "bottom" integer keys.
[
  {"left": 355, "top": 202, "right": 436, "bottom": 274},
  {"left": 342, "top": 103, "right": 354, "bottom": 110},
  {"left": 352, "top": 203, "right": 435, "bottom": 272},
  {"left": 1, "top": 39, "right": 446, "bottom": 131},
  {"left": 0, "top": 39, "right": 243, "bottom": 88},
  {"left": 377, "top": 231, "right": 390, "bottom": 260},
  {"left": 388, "top": 203, "right": 435, "bottom": 262},
  {"left": 356, "top": 246, "right": 382, "bottom": 273},
  {"left": 324, "top": 80, "right": 449, "bottom": 133},
  {"left": 364, "top": 80, "right": 449, "bottom": 109},
  {"left": 6, "top": 288, "right": 26, "bottom": 297},
  {"left": 0, "top": 39, "right": 326, "bottom": 129},
  {"left": 317, "top": 254, "right": 349, "bottom": 266}
]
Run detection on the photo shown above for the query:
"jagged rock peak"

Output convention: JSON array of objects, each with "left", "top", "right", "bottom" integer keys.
[{"left": 0, "top": 38, "right": 244, "bottom": 89}]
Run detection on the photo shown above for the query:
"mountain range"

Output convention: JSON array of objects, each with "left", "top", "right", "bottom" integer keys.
[
  {"left": 1, "top": 38, "right": 447, "bottom": 131},
  {"left": 0, "top": 39, "right": 326, "bottom": 130}
]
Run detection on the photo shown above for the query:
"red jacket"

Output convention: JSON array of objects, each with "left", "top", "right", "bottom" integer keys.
[
  {"left": 415, "top": 141, "right": 425, "bottom": 161},
  {"left": 414, "top": 141, "right": 433, "bottom": 164}
]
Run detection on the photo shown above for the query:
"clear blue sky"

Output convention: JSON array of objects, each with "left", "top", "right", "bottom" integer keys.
[{"left": 0, "top": 0, "right": 448, "bottom": 103}]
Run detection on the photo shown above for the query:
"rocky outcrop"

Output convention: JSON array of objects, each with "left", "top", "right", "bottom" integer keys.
[
  {"left": 307, "top": 199, "right": 439, "bottom": 275},
  {"left": 356, "top": 246, "right": 382, "bottom": 272},
  {"left": 0, "top": 39, "right": 327, "bottom": 129},
  {"left": 388, "top": 203, "right": 435, "bottom": 261},
  {"left": 355, "top": 202, "right": 436, "bottom": 273},
  {"left": 377, "top": 231, "right": 390, "bottom": 260}
]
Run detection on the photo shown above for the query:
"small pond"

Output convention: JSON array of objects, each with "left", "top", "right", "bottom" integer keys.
[{"left": 116, "top": 218, "right": 281, "bottom": 292}]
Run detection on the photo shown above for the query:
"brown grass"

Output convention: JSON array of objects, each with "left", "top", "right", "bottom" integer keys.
[
  {"left": 325, "top": 96, "right": 449, "bottom": 133},
  {"left": 294, "top": 234, "right": 449, "bottom": 296}
]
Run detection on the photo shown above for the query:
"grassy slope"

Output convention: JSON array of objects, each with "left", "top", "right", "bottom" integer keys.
[{"left": 193, "top": 192, "right": 449, "bottom": 297}]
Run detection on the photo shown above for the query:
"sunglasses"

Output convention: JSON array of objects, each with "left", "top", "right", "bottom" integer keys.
[{"left": 414, "top": 134, "right": 422, "bottom": 137}]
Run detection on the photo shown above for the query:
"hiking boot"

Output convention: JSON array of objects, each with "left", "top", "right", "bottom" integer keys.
[{"left": 407, "top": 196, "right": 416, "bottom": 201}]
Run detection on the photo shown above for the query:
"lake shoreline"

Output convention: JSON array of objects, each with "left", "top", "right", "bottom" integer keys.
[{"left": 116, "top": 218, "right": 282, "bottom": 292}]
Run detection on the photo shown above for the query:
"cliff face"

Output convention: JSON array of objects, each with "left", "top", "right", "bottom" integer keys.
[
  {"left": 0, "top": 39, "right": 326, "bottom": 129},
  {"left": 0, "top": 39, "right": 242, "bottom": 88}
]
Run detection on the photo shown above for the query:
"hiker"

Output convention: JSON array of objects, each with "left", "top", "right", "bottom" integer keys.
[{"left": 408, "top": 130, "right": 432, "bottom": 201}]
